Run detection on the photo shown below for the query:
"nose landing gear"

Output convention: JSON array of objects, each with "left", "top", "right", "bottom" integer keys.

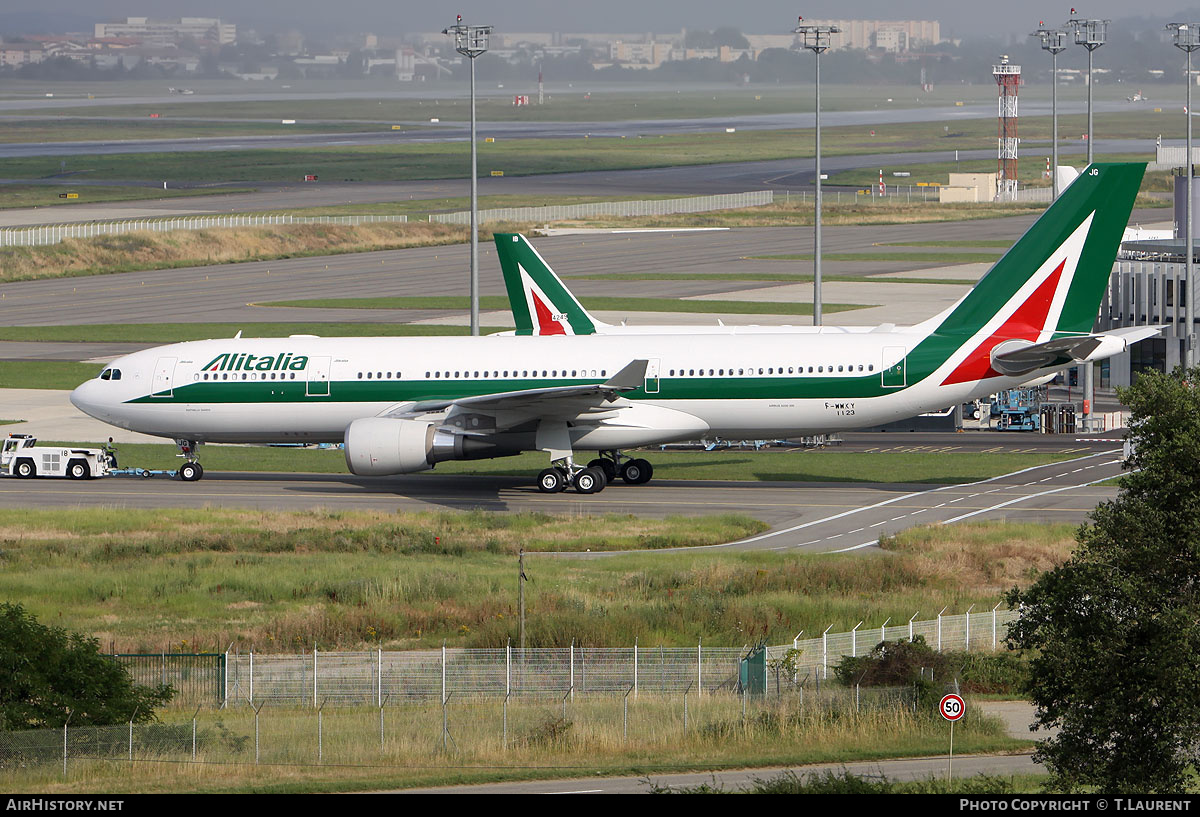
[{"left": 175, "top": 439, "right": 204, "bottom": 482}]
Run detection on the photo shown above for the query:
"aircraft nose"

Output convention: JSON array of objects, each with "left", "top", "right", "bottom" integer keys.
[{"left": 69, "top": 379, "right": 103, "bottom": 419}]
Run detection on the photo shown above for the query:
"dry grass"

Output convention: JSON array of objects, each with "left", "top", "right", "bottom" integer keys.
[
  {"left": 2, "top": 694, "right": 1018, "bottom": 794},
  {"left": 0, "top": 221, "right": 473, "bottom": 284},
  {"left": 879, "top": 521, "right": 1078, "bottom": 596}
]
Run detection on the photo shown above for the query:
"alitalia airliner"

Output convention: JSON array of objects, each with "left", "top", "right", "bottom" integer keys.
[{"left": 70, "top": 163, "right": 1157, "bottom": 494}]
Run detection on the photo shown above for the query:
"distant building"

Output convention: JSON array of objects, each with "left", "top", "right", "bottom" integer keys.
[
  {"left": 794, "top": 19, "right": 941, "bottom": 52},
  {"left": 93, "top": 17, "right": 236, "bottom": 47},
  {"left": 0, "top": 43, "right": 45, "bottom": 66}
]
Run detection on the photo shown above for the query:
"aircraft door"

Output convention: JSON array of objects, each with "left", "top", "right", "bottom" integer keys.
[
  {"left": 151, "top": 357, "right": 177, "bottom": 397},
  {"left": 306, "top": 356, "right": 332, "bottom": 396},
  {"left": 881, "top": 347, "right": 907, "bottom": 388},
  {"left": 644, "top": 358, "right": 660, "bottom": 394}
]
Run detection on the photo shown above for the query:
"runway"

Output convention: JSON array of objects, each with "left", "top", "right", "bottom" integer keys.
[{"left": 0, "top": 448, "right": 1120, "bottom": 554}]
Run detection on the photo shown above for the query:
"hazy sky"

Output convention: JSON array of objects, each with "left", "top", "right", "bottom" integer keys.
[{"left": 3, "top": 1, "right": 1198, "bottom": 38}]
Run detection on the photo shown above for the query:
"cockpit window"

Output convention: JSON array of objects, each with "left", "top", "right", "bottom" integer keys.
[
  {"left": 111, "top": 369, "right": 121, "bottom": 381},
  {"left": 99, "top": 369, "right": 111, "bottom": 381}
]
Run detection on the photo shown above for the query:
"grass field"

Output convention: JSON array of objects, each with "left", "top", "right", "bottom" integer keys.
[
  {"left": 0, "top": 118, "right": 372, "bottom": 143},
  {"left": 0, "top": 507, "right": 1076, "bottom": 653},
  {"left": 0, "top": 184, "right": 250, "bottom": 210},
  {"left": 255, "top": 295, "right": 867, "bottom": 316},
  {"left": 828, "top": 153, "right": 1164, "bottom": 189},
  {"left": 2, "top": 693, "right": 1022, "bottom": 794},
  {"left": 0, "top": 112, "right": 1164, "bottom": 185}
]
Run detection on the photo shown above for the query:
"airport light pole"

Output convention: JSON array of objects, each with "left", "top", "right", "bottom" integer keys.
[
  {"left": 1031, "top": 27, "right": 1067, "bottom": 200},
  {"left": 1066, "top": 15, "right": 1108, "bottom": 431},
  {"left": 444, "top": 16, "right": 492, "bottom": 336},
  {"left": 793, "top": 19, "right": 840, "bottom": 327},
  {"left": 1066, "top": 16, "right": 1108, "bottom": 166},
  {"left": 1170, "top": 22, "right": 1200, "bottom": 368}
]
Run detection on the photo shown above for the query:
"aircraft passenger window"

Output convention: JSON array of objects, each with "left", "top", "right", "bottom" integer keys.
[
  {"left": 291, "top": 373, "right": 296, "bottom": 380},
  {"left": 758, "top": 368, "right": 763, "bottom": 375},
  {"left": 434, "top": 372, "right": 440, "bottom": 378},
  {"left": 552, "top": 370, "right": 557, "bottom": 377},
  {"left": 542, "top": 371, "right": 547, "bottom": 377},
  {"left": 473, "top": 371, "right": 479, "bottom": 378},
  {"left": 768, "top": 368, "right": 773, "bottom": 375},
  {"left": 788, "top": 367, "right": 794, "bottom": 374},
  {"left": 358, "top": 373, "right": 363, "bottom": 379},
  {"left": 707, "top": 369, "right": 713, "bottom": 376},
  {"left": 572, "top": 370, "right": 577, "bottom": 377},
  {"left": 818, "top": 366, "right": 823, "bottom": 373},
  {"left": 601, "top": 370, "right": 607, "bottom": 376},
  {"left": 241, "top": 374, "right": 247, "bottom": 380},
  {"left": 837, "top": 365, "right": 843, "bottom": 372},
  {"left": 670, "top": 370, "right": 675, "bottom": 376},
  {"left": 688, "top": 369, "right": 695, "bottom": 376},
  {"left": 194, "top": 374, "right": 199, "bottom": 381},
  {"left": 868, "top": 365, "right": 875, "bottom": 372},
  {"left": 385, "top": 372, "right": 391, "bottom": 379},
  {"left": 454, "top": 371, "right": 460, "bottom": 378},
  {"left": 718, "top": 369, "right": 724, "bottom": 376},
  {"left": 202, "top": 374, "right": 208, "bottom": 381},
  {"left": 858, "top": 365, "right": 864, "bottom": 372},
  {"left": 398, "top": 372, "right": 402, "bottom": 379},
  {"left": 366, "top": 372, "right": 372, "bottom": 379}
]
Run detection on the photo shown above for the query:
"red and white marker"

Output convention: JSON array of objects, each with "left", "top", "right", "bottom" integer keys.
[{"left": 940, "top": 693, "right": 965, "bottom": 721}]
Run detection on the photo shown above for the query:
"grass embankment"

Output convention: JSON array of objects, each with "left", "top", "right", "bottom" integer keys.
[
  {"left": 255, "top": 295, "right": 866, "bottom": 316},
  {"left": 0, "top": 197, "right": 1049, "bottom": 285},
  {"left": 0, "top": 184, "right": 251, "bottom": 210},
  {"left": 0, "top": 509, "right": 1075, "bottom": 653},
  {"left": 13, "top": 438, "right": 1075, "bottom": 484},
  {"left": 2, "top": 695, "right": 1021, "bottom": 794},
  {"left": 0, "top": 221, "right": 470, "bottom": 284}
]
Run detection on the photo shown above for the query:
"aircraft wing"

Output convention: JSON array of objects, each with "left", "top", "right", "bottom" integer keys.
[
  {"left": 384, "top": 359, "right": 648, "bottom": 426},
  {"left": 991, "top": 326, "right": 1164, "bottom": 375}
]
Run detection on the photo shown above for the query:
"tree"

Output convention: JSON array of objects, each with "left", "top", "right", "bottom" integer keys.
[
  {"left": 1006, "top": 366, "right": 1200, "bottom": 793},
  {"left": 0, "top": 603, "right": 171, "bottom": 730}
]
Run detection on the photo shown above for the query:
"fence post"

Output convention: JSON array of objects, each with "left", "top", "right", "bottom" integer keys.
[
  {"left": 880, "top": 617, "right": 891, "bottom": 647},
  {"left": 569, "top": 640, "right": 575, "bottom": 702},
  {"left": 62, "top": 710, "right": 71, "bottom": 780},
  {"left": 633, "top": 638, "right": 638, "bottom": 699},
  {"left": 313, "top": 647, "right": 318, "bottom": 708},
  {"left": 317, "top": 698, "right": 326, "bottom": 763},
  {"left": 965, "top": 605, "right": 975, "bottom": 651},
  {"left": 697, "top": 638, "right": 702, "bottom": 694},
  {"left": 822, "top": 624, "right": 833, "bottom": 675},
  {"left": 506, "top": 639, "right": 511, "bottom": 697},
  {"left": 128, "top": 706, "right": 138, "bottom": 762},
  {"left": 379, "top": 695, "right": 389, "bottom": 753},
  {"left": 851, "top": 621, "right": 863, "bottom": 657},
  {"left": 377, "top": 647, "right": 382, "bottom": 708},
  {"left": 909, "top": 611, "right": 919, "bottom": 642},
  {"left": 222, "top": 649, "right": 229, "bottom": 709},
  {"left": 937, "top": 607, "right": 947, "bottom": 652},
  {"left": 191, "top": 706, "right": 200, "bottom": 762},
  {"left": 441, "top": 642, "right": 447, "bottom": 704},
  {"left": 503, "top": 692, "right": 510, "bottom": 750},
  {"left": 992, "top": 603, "right": 1001, "bottom": 650},
  {"left": 623, "top": 685, "right": 633, "bottom": 741}
]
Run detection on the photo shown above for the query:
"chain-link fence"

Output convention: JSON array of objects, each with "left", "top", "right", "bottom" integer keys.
[
  {"left": 428, "top": 190, "right": 773, "bottom": 224},
  {"left": 0, "top": 213, "right": 409, "bottom": 248},
  {"left": 0, "top": 681, "right": 918, "bottom": 777}
]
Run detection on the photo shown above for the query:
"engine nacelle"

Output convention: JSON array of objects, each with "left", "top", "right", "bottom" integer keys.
[
  {"left": 345, "top": 417, "right": 522, "bottom": 476},
  {"left": 344, "top": 418, "right": 437, "bottom": 476}
]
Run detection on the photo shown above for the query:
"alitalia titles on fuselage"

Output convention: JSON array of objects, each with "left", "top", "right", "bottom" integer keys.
[{"left": 203, "top": 353, "right": 309, "bottom": 373}]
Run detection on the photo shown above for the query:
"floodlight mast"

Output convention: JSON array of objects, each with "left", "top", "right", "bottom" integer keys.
[
  {"left": 1030, "top": 28, "right": 1067, "bottom": 200},
  {"left": 1169, "top": 22, "right": 1200, "bottom": 367},
  {"left": 443, "top": 17, "right": 493, "bottom": 337},
  {"left": 1065, "top": 15, "right": 1107, "bottom": 432},
  {"left": 793, "top": 19, "right": 840, "bottom": 327}
]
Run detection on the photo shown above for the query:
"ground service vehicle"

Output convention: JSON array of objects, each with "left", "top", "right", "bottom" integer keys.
[{"left": 0, "top": 434, "right": 113, "bottom": 479}]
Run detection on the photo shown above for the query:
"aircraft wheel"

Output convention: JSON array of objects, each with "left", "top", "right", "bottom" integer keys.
[
  {"left": 15, "top": 459, "right": 35, "bottom": 479},
  {"left": 587, "top": 458, "right": 618, "bottom": 483},
  {"left": 537, "top": 468, "right": 566, "bottom": 493},
  {"left": 574, "top": 466, "right": 606, "bottom": 494},
  {"left": 621, "top": 458, "right": 653, "bottom": 485},
  {"left": 179, "top": 462, "right": 204, "bottom": 482},
  {"left": 67, "top": 460, "right": 89, "bottom": 480}
]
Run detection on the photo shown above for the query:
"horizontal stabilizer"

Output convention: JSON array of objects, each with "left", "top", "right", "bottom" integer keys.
[{"left": 991, "top": 326, "right": 1164, "bottom": 375}]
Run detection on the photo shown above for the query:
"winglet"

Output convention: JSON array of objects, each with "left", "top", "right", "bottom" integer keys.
[{"left": 604, "top": 359, "right": 648, "bottom": 390}]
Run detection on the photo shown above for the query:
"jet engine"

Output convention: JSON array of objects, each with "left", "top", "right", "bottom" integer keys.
[{"left": 344, "top": 417, "right": 517, "bottom": 476}]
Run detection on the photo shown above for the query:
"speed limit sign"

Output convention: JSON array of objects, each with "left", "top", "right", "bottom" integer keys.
[{"left": 940, "top": 693, "right": 965, "bottom": 721}]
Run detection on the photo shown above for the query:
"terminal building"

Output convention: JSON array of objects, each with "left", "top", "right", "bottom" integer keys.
[{"left": 1101, "top": 155, "right": 1199, "bottom": 388}]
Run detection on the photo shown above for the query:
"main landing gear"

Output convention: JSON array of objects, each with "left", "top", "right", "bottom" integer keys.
[
  {"left": 536, "top": 450, "right": 654, "bottom": 494},
  {"left": 175, "top": 439, "right": 204, "bottom": 482}
]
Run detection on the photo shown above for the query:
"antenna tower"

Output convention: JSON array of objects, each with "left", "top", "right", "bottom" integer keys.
[{"left": 993, "top": 55, "right": 1021, "bottom": 199}]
